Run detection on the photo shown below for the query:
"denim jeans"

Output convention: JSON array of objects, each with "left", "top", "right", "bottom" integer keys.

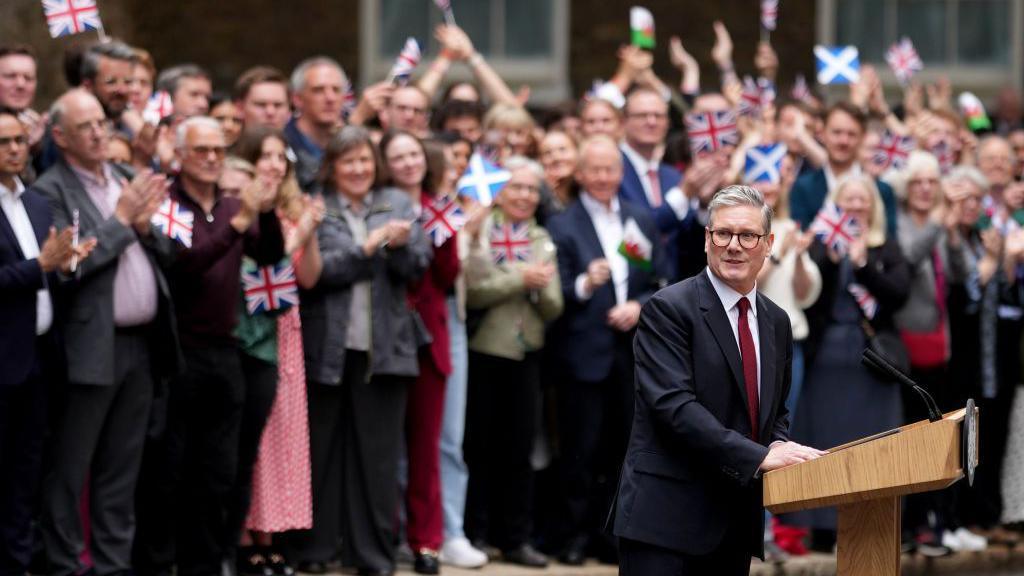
[{"left": 440, "top": 296, "right": 470, "bottom": 540}]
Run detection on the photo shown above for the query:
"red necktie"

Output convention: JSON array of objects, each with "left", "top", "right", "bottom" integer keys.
[
  {"left": 646, "top": 168, "right": 663, "bottom": 207},
  {"left": 737, "top": 297, "right": 759, "bottom": 440}
]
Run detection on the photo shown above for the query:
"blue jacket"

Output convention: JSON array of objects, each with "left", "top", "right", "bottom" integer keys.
[
  {"left": 789, "top": 167, "right": 898, "bottom": 238},
  {"left": 618, "top": 152, "right": 684, "bottom": 281}
]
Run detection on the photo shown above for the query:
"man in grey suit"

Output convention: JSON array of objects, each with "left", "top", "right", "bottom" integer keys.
[{"left": 34, "top": 89, "right": 181, "bottom": 576}]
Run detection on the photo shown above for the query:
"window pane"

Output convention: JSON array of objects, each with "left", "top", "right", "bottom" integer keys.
[
  {"left": 958, "top": 0, "right": 1010, "bottom": 64},
  {"left": 505, "top": 0, "right": 552, "bottom": 57},
  {"left": 379, "top": 0, "right": 432, "bottom": 57},
  {"left": 453, "top": 0, "right": 492, "bottom": 56},
  {"left": 896, "top": 0, "right": 947, "bottom": 63},
  {"left": 836, "top": 0, "right": 886, "bottom": 63}
]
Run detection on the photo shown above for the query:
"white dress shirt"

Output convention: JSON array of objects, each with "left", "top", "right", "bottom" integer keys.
[
  {"left": 0, "top": 177, "right": 53, "bottom": 335},
  {"left": 620, "top": 142, "right": 694, "bottom": 221},
  {"left": 823, "top": 162, "right": 862, "bottom": 199},
  {"left": 706, "top": 267, "right": 760, "bottom": 394},
  {"left": 576, "top": 192, "right": 628, "bottom": 305}
]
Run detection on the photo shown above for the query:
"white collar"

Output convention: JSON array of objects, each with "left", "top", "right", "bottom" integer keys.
[
  {"left": 824, "top": 161, "right": 862, "bottom": 194},
  {"left": 620, "top": 141, "right": 659, "bottom": 175},
  {"left": 580, "top": 190, "right": 620, "bottom": 218},
  {"left": 0, "top": 176, "right": 25, "bottom": 200},
  {"left": 706, "top": 267, "right": 758, "bottom": 317}
]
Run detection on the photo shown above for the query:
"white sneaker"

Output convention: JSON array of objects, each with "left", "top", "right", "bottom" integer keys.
[
  {"left": 942, "top": 530, "right": 966, "bottom": 552},
  {"left": 954, "top": 527, "right": 988, "bottom": 551},
  {"left": 440, "top": 537, "right": 488, "bottom": 568}
]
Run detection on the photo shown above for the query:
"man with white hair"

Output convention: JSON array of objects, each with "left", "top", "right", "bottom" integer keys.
[
  {"left": 285, "top": 56, "right": 346, "bottom": 190},
  {"left": 32, "top": 88, "right": 181, "bottom": 576}
]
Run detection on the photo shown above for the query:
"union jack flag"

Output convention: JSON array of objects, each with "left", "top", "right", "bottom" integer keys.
[
  {"left": 848, "top": 282, "right": 878, "bottom": 319},
  {"left": 41, "top": 0, "right": 103, "bottom": 38},
  {"left": 791, "top": 73, "right": 813, "bottom": 104},
  {"left": 739, "top": 76, "right": 776, "bottom": 117},
  {"left": 931, "top": 139, "right": 956, "bottom": 174},
  {"left": 872, "top": 131, "right": 915, "bottom": 171},
  {"left": 810, "top": 201, "right": 860, "bottom": 255},
  {"left": 421, "top": 196, "right": 465, "bottom": 248},
  {"left": 389, "top": 37, "right": 421, "bottom": 84},
  {"left": 151, "top": 199, "right": 194, "bottom": 248},
  {"left": 885, "top": 37, "right": 923, "bottom": 85},
  {"left": 142, "top": 91, "right": 174, "bottom": 126},
  {"left": 242, "top": 260, "right": 299, "bottom": 315},
  {"left": 761, "top": 0, "right": 778, "bottom": 31},
  {"left": 489, "top": 221, "right": 531, "bottom": 264},
  {"left": 685, "top": 110, "right": 739, "bottom": 157},
  {"left": 340, "top": 79, "right": 357, "bottom": 120}
]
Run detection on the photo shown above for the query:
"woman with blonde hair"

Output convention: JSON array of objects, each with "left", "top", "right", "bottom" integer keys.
[{"left": 483, "top": 103, "right": 538, "bottom": 160}]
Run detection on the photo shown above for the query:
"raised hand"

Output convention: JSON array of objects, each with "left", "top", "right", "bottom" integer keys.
[
  {"left": 711, "top": 21, "right": 734, "bottom": 71},
  {"left": 435, "top": 24, "right": 475, "bottom": 60}
]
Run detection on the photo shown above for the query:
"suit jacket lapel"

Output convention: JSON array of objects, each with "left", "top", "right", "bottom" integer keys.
[
  {"left": 0, "top": 208, "right": 24, "bottom": 259},
  {"left": 575, "top": 201, "right": 605, "bottom": 260},
  {"left": 697, "top": 271, "right": 748, "bottom": 406},
  {"left": 56, "top": 161, "right": 105, "bottom": 230},
  {"left": 756, "top": 296, "right": 777, "bottom": 437}
]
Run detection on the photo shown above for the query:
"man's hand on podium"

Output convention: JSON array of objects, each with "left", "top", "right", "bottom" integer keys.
[{"left": 760, "top": 441, "right": 827, "bottom": 472}]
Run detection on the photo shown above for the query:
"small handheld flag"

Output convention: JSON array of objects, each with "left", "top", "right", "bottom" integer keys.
[
  {"left": 421, "top": 196, "right": 465, "bottom": 248},
  {"left": 814, "top": 45, "right": 860, "bottom": 85},
  {"left": 242, "top": 260, "right": 299, "bottom": 315},
  {"left": 931, "top": 139, "right": 956, "bottom": 175},
  {"left": 151, "top": 198, "right": 194, "bottom": 248},
  {"left": 457, "top": 153, "right": 510, "bottom": 206},
  {"left": 489, "top": 222, "right": 532, "bottom": 264},
  {"left": 744, "top": 143, "right": 788, "bottom": 184},
  {"left": 70, "top": 209, "right": 80, "bottom": 273},
  {"left": 885, "top": 37, "right": 923, "bottom": 85},
  {"left": 630, "top": 7, "right": 655, "bottom": 49},
  {"left": 143, "top": 91, "right": 174, "bottom": 126},
  {"left": 761, "top": 0, "right": 778, "bottom": 32},
  {"left": 388, "top": 38, "right": 421, "bottom": 85},
  {"left": 791, "top": 73, "right": 814, "bottom": 104},
  {"left": 848, "top": 283, "right": 878, "bottom": 319},
  {"left": 42, "top": 0, "right": 104, "bottom": 39},
  {"left": 618, "top": 218, "right": 653, "bottom": 270},
  {"left": 959, "top": 92, "right": 992, "bottom": 132},
  {"left": 810, "top": 201, "right": 860, "bottom": 255},
  {"left": 739, "top": 76, "right": 776, "bottom": 117},
  {"left": 872, "top": 131, "right": 915, "bottom": 171},
  {"left": 685, "top": 110, "right": 739, "bottom": 157}
]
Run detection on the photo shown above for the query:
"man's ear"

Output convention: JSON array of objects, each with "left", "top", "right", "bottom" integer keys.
[{"left": 51, "top": 123, "right": 67, "bottom": 150}]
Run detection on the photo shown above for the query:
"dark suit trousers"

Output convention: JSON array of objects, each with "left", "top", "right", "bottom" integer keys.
[
  {"left": 0, "top": 339, "right": 52, "bottom": 576},
  {"left": 289, "top": 351, "right": 409, "bottom": 574},
  {"left": 464, "top": 351, "right": 540, "bottom": 550},
  {"left": 558, "top": 333, "right": 634, "bottom": 546},
  {"left": 41, "top": 331, "right": 153, "bottom": 576},
  {"left": 619, "top": 536, "right": 752, "bottom": 576}
]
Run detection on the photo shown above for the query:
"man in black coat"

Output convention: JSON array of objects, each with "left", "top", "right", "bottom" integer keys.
[{"left": 613, "top": 185, "right": 824, "bottom": 575}]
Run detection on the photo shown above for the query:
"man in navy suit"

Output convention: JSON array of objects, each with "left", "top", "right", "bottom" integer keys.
[
  {"left": 789, "top": 102, "right": 898, "bottom": 236},
  {"left": 549, "top": 135, "right": 669, "bottom": 565},
  {"left": 0, "top": 108, "right": 92, "bottom": 576},
  {"left": 613, "top": 185, "right": 824, "bottom": 575}
]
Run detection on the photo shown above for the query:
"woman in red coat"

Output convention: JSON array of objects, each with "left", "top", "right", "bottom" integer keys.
[{"left": 379, "top": 130, "right": 460, "bottom": 574}]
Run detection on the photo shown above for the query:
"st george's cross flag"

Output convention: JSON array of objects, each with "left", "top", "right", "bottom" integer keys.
[
  {"left": 885, "top": 37, "right": 923, "bottom": 85},
  {"left": 630, "top": 6, "right": 655, "bottom": 49},
  {"left": 151, "top": 198, "right": 194, "bottom": 248},
  {"left": 42, "top": 0, "right": 103, "bottom": 38},
  {"left": 872, "top": 131, "right": 915, "bottom": 171},
  {"left": 457, "top": 152, "right": 510, "bottom": 206},
  {"left": 388, "top": 38, "right": 422, "bottom": 84},
  {"left": 143, "top": 91, "right": 174, "bottom": 126},
  {"left": 761, "top": 0, "right": 779, "bottom": 31},
  {"left": 489, "top": 221, "right": 532, "bottom": 264},
  {"left": 814, "top": 45, "right": 860, "bottom": 84},
  {"left": 744, "top": 143, "right": 787, "bottom": 184},
  {"left": 810, "top": 201, "right": 860, "bottom": 254},
  {"left": 242, "top": 259, "right": 299, "bottom": 315},
  {"left": 421, "top": 195, "right": 465, "bottom": 247},
  {"left": 685, "top": 110, "right": 739, "bottom": 156}
]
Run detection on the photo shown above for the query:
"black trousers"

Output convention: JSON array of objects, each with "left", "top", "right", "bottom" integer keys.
[
  {"left": 619, "top": 536, "right": 752, "bottom": 576},
  {"left": 464, "top": 351, "right": 540, "bottom": 550},
  {"left": 558, "top": 336, "right": 635, "bottom": 549},
  {"left": 289, "top": 351, "right": 408, "bottom": 574},
  {"left": 134, "top": 344, "right": 246, "bottom": 576},
  {"left": 0, "top": 339, "right": 52, "bottom": 576},
  {"left": 223, "top": 354, "right": 278, "bottom": 553},
  {"left": 902, "top": 365, "right": 953, "bottom": 539},
  {"left": 41, "top": 331, "right": 153, "bottom": 576}
]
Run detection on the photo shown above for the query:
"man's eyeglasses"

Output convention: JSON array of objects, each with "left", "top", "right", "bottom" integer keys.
[
  {"left": 189, "top": 145, "right": 227, "bottom": 158},
  {"left": 707, "top": 228, "right": 766, "bottom": 250},
  {"left": 0, "top": 135, "right": 28, "bottom": 148}
]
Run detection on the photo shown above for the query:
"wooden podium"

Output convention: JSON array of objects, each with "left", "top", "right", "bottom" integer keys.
[{"left": 763, "top": 406, "right": 978, "bottom": 575}]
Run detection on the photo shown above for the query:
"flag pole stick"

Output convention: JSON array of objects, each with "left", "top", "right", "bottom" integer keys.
[
  {"left": 97, "top": 23, "right": 109, "bottom": 43},
  {"left": 761, "top": 27, "right": 769, "bottom": 44},
  {"left": 444, "top": 9, "right": 456, "bottom": 26}
]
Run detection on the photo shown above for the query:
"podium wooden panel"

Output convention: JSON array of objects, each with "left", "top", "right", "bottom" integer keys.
[{"left": 764, "top": 408, "right": 974, "bottom": 576}]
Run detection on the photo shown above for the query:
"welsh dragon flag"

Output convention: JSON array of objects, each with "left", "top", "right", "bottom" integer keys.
[
  {"left": 630, "top": 7, "right": 655, "bottom": 49},
  {"left": 618, "top": 218, "right": 652, "bottom": 270}
]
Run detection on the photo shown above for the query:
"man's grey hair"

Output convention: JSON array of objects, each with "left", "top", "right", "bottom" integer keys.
[
  {"left": 944, "top": 165, "right": 990, "bottom": 194},
  {"left": 156, "top": 64, "right": 210, "bottom": 96},
  {"left": 503, "top": 155, "right": 544, "bottom": 183},
  {"left": 80, "top": 41, "right": 136, "bottom": 82},
  {"left": 175, "top": 116, "right": 223, "bottom": 149},
  {"left": 290, "top": 56, "right": 347, "bottom": 93},
  {"left": 707, "top": 185, "right": 773, "bottom": 234}
]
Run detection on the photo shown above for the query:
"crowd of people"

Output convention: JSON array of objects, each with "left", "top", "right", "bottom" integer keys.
[{"left": 3, "top": 16, "right": 1024, "bottom": 576}]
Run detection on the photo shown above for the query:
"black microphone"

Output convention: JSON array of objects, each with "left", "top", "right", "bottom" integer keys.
[{"left": 861, "top": 348, "right": 943, "bottom": 422}]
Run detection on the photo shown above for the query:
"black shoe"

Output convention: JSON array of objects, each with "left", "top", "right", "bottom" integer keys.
[
  {"left": 295, "top": 561, "right": 327, "bottom": 575},
  {"left": 413, "top": 549, "right": 440, "bottom": 575},
  {"left": 470, "top": 539, "right": 500, "bottom": 562},
  {"left": 238, "top": 548, "right": 274, "bottom": 576},
  {"left": 266, "top": 551, "right": 295, "bottom": 576},
  {"left": 558, "top": 536, "right": 587, "bottom": 566},
  {"left": 503, "top": 544, "right": 548, "bottom": 568}
]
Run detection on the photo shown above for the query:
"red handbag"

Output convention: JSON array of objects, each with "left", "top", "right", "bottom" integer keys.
[{"left": 900, "top": 249, "right": 947, "bottom": 369}]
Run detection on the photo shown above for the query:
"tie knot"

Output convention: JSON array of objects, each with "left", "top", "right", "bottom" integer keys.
[{"left": 737, "top": 297, "right": 751, "bottom": 315}]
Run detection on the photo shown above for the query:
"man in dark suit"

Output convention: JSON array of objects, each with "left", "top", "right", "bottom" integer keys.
[
  {"left": 549, "top": 134, "right": 669, "bottom": 565},
  {"left": 789, "top": 102, "right": 898, "bottom": 236},
  {"left": 0, "top": 108, "right": 93, "bottom": 576},
  {"left": 613, "top": 185, "right": 824, "bottom": 575},
  {"left": 33, "top": 89, "right": 181, "bottom": 576}
]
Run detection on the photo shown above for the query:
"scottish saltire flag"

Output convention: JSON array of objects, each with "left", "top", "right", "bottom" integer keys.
[
  {"left": 885, "top": 37, "right": 923, "bottom": 85},
  {"left": 739, "top": 76, "right": 776, "bottom": 117},
  {"left": 42, "top": 0, "right": 103, "bottom": 38},
  {"left": 761, "top": 0, "right": 778, "bottom": 31},
  {"left": 791, "top": 73, "right": 813, "bottom": 104},
  {"left": 872, "top": 131, "right": 915, "bottom": 171},
  {"left": 630, "top": 6, "right": 655, "bottom": 49},
  {"left": 814, "top": 45, "right": 859, "bottom": 84},
  {"left": 810, "top": 202, "right": 860, "bottom": 254},
  {"left": 242, "top": 260, "right": 299, "bottom": 315},
  {"left": 143, "top": 91, "right": 173, "bottom": 125},
  {"left": 388, "top": 38, "right": 421, "bottom": 84},
  {"left": 151, "top": 199, "right": 194, "bottom": 248},
  {"left": 685, "top": 110, "right": 739, "bottom": 156},
  {"left": 490, "top": 222, "right": 531, "bottom": 264},
  {"left": 457, "top": 153, "right": 510, "bottom": 206},
  {"left": 744, "top": 143, "right": 787, "bottom": 184},
  {"left": 848, "top": 283, "right": 878, "bottom": 320},
  {"left": 421, "top": 196, "right": 465, "bottom": 248}
]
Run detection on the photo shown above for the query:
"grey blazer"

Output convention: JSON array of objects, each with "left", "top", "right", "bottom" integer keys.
[
  {"left": 300, "top": 187, "right": 431, "bottom": 384},
  {"left": 32, "top": 160, "right": 182, "bottom": 386},
  {"left": 894, "top": 211, "right": 967, "bottom": 334}
]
